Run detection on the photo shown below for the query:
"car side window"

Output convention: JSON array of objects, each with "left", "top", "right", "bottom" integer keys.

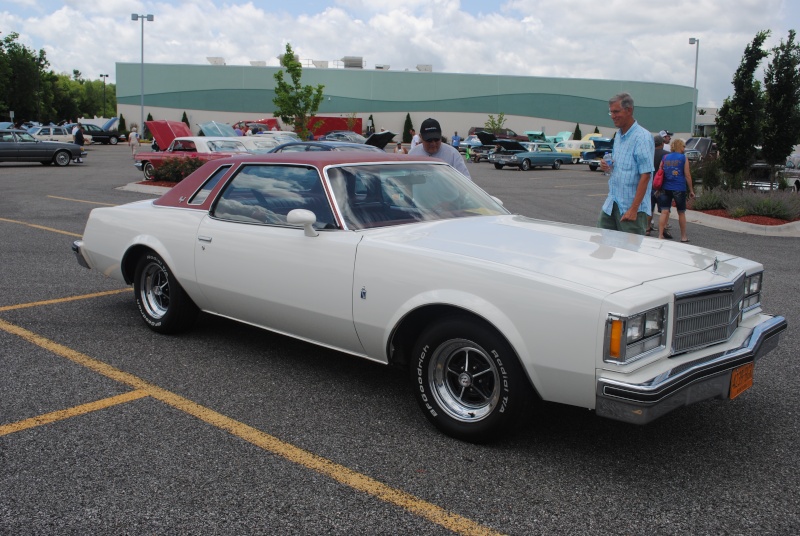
[
  {"left": 212, "top": 164, "right": 336, "bottom": 229},
  {"left": 188, "top": 165, "right": 231, "bottom": 205}
]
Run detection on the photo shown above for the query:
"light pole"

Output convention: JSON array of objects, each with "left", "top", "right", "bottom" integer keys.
[
  {"left": 131, "top": 13, "right": 154, "bottom": 131},
  {"left": 99, "top": 74, "right": 109, "bottom": 117},
  {"left": 689, "top": 37, "right": 700, "bottom": 137}
]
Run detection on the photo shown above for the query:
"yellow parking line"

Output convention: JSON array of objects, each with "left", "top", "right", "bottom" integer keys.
[
  {"left": 0, "top": 390, "right": 149, "bottom": 437},
  {"left": 0, "top": 317, "right": 503, "bottom": 536},
  {"left": 47, "top": 195, "right": 116, "bottom": 206},
  {"left": 0, "top": 217, "right": 82, "bottom": 238},
  {"left": 0, "top": 289, "right": 131, "bottom": 312}
]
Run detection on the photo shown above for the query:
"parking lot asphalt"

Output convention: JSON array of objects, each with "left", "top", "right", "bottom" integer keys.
[{"left": 1, "top": 145, "right": 798, "bottom": 535}]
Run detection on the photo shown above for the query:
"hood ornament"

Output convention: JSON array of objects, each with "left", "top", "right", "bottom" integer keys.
[{"left": 712, "top": 256, "right": 719, "bottom": 274}]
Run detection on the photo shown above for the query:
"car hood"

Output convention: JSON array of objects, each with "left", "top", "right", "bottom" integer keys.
[
  {"left": 146, "top": 120, "right": 194, "bottom": 149},
  {"left": 364, "top": 130, "right": 396, "bottom": 149},
  {"left": 101, "top": 117, "right": 119, "bottom": 131},
  {"left": 199, "top": 121, "right": 237, "bottom": 137},
  {"left": 362, "top": 215, "right": 736, "bottom": 294}
]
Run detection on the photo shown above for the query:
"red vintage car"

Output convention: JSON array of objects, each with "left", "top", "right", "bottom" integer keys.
[{"left": 134, "top": 121, "right": 248, "bottom": 180}]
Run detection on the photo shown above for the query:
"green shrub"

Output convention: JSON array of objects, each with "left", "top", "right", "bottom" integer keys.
[
  {"left": 152, "top": 157, "right": 205, "bottom": 183},
  {"left": 691, "top": 156, "right": 722, "bottom": 190},
  {"left": 692, "top": 188, "right": 725, "bottom": 210},
  {"left": 721, "top": 190, "right": 800, "bottom": 221}
]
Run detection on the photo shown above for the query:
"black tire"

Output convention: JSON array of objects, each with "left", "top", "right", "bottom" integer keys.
[
  {"left": 133, "top": 252, "right": 198, "bottom": 334},
  {"left": 494, "top": 163, "right": 504, "bottom": 170},
  {"left": 53, "top": 150, "right": 71, "bottom": 166},
  {"left": 109, "top": 136, "right": 119, "bottom": 145},
  {"left": 143, "top": 162, "right": 155, "bottom": 180},
  {"left": 521, "top": 159, "right": 531, "bottom": 171},
  {"left": 552, "top": 160, "right": 562, "bottom": 170},
  {"left": 589, "top": 164, "right": 599, "bottom": 172},
  {"left": 411, "top": 317, "right": 530, "bottom": 442}
]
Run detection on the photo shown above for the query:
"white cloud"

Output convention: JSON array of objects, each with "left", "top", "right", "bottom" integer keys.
[{"left": 1, "top": 0, "right": 796, "bottom": 107}]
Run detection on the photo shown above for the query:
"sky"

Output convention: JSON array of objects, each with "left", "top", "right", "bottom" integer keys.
[{"left": 1, "top": 0, "right": 798, "bottom": 109}]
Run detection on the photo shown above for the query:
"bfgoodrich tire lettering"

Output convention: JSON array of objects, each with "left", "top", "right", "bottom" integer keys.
[
  {"left": 411, "top": 317, "right": 529, "bottom": 442},
  {"left": 133, "top": 252, "right": 198, "bottom": 334}
]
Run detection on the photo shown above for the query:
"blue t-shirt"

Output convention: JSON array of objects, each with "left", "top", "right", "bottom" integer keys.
[
  {"left": 661, "top": 152, "right": 687, "bottom": 191},
  {"left": 452, "top": 135, "right": 461, "bottom": 147}
]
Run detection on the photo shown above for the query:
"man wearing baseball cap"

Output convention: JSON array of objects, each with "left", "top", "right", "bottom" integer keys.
[
  {"left": 658, "top": 130, "right": 673, "bottom": 151},
  {"left": 408, "top": 118, "right": 471, "bottom": 179}
]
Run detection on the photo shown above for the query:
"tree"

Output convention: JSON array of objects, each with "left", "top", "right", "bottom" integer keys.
[
  {"left": 594, "top": 126, "right": 600, "bottom": 134},
  {"left": 572, "top": 123, "right": 582, "bottom": 140},
  {"left": 181, "top": 111, "right": 190, "bottom": 128},
  {"left": 272, "top": 43, "right": 324, "bottom": 139},
  {"left": 345, "top": 112, "right": 358, "bottom": 132},
  {"left": 119, "top": 114, "right": 127, "bottom": 132},
  {"left": 484, "top": 113, "right": 506, "bottom": 134},
  {"left": 403, "top": 113, "right": 413, "bottom": 143},
  {"left": 716, "top": 31, "right": 770, "bottom": 175},
  {"left": 762, "top": 29, "right": 800, "bottom": 186}
]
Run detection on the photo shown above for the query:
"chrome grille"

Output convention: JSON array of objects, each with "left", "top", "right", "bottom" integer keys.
[{"left": 672, "top": 275, "right": 745, "bottom": 354}]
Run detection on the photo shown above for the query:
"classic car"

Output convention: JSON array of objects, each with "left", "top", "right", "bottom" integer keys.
[
  {"left": 72, "top": 152, "right": 786, "bottom": 442},
  {"left": 779, "top": 154, "right": 800, "bottom": 192},
  {"left": 134, "top": 136, "right": 250, "bottom": 180},
  {"left": 581, "top": 137, "right": 615, "bottom": 171},
  {"left": 268, "top": 141, "right": 387, "bottom": 153},
  {"left": 467, "top": 127, "right": 527, "bottom": 142},
  {"left": 320, "top": 130, "right": 396, "bottom": 150},
  {"left": 27, "top": 125, "right": 74, "bottom": 143},
  {"left": 459, "top": 135, "right": 483, "bottom": 155},
  {"left": 555, "top": 140, "right": 596, "bottom": 164},
  {"left": 0, "top": 128, "right": 85, "bottom": 166},
  {"left": 478, "top": 132, "right": 567, "bottom": 170}
]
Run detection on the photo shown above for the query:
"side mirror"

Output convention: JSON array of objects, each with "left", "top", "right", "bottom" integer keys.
[{"left": 287, "top": 209, "right": 318, "bottom": 237}]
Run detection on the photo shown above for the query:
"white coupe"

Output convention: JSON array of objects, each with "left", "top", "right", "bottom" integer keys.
[{"left": 73, "top": 152, "right": 787, "bottom": 442}]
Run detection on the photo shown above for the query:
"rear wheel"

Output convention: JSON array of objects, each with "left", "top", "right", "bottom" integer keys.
[
  {"left": 109, "top": 136, "right": 119, "bottom": 145},
  {"left": 572, "top": 157, "right": 580, "bottom": 164},
  {"left": 53, "top": 151, "right": 71, "bottom": 166},
  {"left": 133, "top": 252, "right": 198, "bottom": 334},
  {"left": 589, "top": 164, "right": 599, "bottom": 172},
  {"left": 494, "top": 163, "right": 504, "bottom": 170},
  {"left": 143, "top": 162, "right": 155, "bottom": 180},
  {"left": 521, "top": 159, "right": 531, "bottom": 171},
  {"left": 552, "top": 160, "right": 562, "bottom": 170},
  {"left": 411, "top": 317, "right": 530, "bottom": 442}
]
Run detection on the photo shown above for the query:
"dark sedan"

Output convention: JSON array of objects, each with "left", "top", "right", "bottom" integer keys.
[
  {"left": 0, "top": 129, "right": 86, "bottom": 166},
  {"left": 269, "top": 141, "right": 386, "bottom": 153}
]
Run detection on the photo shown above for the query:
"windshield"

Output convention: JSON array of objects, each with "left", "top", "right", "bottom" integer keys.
[
  {"left": 207, "top": 140, "right": 247, "bottom": 152},
  {"left": 326, "top": 163, "right": 508, "bottom": 230}
]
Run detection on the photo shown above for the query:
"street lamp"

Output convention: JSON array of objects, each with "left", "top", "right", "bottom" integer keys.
[
  {"left": 689, "top": 37, "right": 700, "bottom": 137},
  {"left": 131, "top": 13, "right": 154, "bottom": 131},
  {"left": 99, "top": 74, "right": 109, "bottom": 117}
]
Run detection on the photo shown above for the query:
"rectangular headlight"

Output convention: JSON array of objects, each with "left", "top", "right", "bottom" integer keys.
[
  {"left": 743, "top": 272, "right": 762, "bottom": 312},
  {"left": 605, "top": 305, "right": 668, "bottom": 364}
]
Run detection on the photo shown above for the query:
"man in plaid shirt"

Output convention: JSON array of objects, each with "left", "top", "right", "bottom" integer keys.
[{"left": 598, "top": 93, "right": 655, "bottom": 235}]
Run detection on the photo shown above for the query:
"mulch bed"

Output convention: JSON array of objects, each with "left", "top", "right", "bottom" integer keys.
[
  {"left": 693, "top": 209, "right": 799, "bottom": 226},
  {"left": 137, "top": 180, "right": 178, "bottom": 188}
]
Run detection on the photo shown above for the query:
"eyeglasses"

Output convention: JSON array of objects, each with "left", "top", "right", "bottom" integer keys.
[
  {"left": 608, "top": 109, "right": 624, "bottom": 116},
  {"left": 424, "top": 137, "right": 441, "bottom": 143}
]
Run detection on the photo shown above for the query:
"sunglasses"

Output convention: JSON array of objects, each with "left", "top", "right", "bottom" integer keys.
[{"left": 424, "top": 137, "right": 441, "bottom": 143}]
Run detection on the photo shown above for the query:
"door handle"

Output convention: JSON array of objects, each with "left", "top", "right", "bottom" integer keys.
[{"left": 198, "top": 236, "right": 212, "bottom": 243}]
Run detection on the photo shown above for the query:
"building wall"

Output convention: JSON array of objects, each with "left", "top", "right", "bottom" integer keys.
[{"left": 116, "top": 62, "right": 696, "bottom": 138}]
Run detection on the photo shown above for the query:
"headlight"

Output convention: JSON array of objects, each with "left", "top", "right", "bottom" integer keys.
[
  {"left": 605, "top": 305, "right": 667, "bottom": 364},
  {"left": 742, "top": 272, "right": 762, "bottom": 312}
]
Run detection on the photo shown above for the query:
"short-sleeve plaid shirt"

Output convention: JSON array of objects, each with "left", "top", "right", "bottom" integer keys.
[{"left": 601, "top": 121, "right": 655, "bottom": 216}]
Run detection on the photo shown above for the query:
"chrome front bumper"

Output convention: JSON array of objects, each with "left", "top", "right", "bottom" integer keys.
[
  {"left": 134, "top": 161, "right": 143, "bottom": 170},
  {"left": 596, "top": 315, "right": 787, "bottom": 424}
]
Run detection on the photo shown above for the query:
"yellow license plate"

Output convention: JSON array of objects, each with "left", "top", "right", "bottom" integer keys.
[{"left": 730, "top": 362, "right": 754, "bottom": 399}]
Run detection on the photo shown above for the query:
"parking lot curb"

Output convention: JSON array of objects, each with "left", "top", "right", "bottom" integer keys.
[{"left": 674, "top": 210, "right": 800, "bottom": 238}]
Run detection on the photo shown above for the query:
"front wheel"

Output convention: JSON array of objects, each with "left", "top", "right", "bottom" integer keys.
[
  {"left": 572, "top": 157, "right": 580, "bottom": 164},
  {"left": 589, "top": 164, "right": 599, "bottom": 172},
  {"left": 133, "top": 252, "right": 198, "bottom": 334},
  {"left": 411, "top": 317, "right": 531, "bottom": 442},
  {"left": 143, "top": 162, "right": 155, "bottom": 180},
  {"left": 521, "top": 159, "right": 531, "bottom": 171},
  {"left": 552, "top": 160, "right": 562, "bottom": 170},
  {"left": 494, "top": 163, "right": 504, "bottom": 170},
  {"left": 53, "top": 150, "right": 71, "bottom": 166}
]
